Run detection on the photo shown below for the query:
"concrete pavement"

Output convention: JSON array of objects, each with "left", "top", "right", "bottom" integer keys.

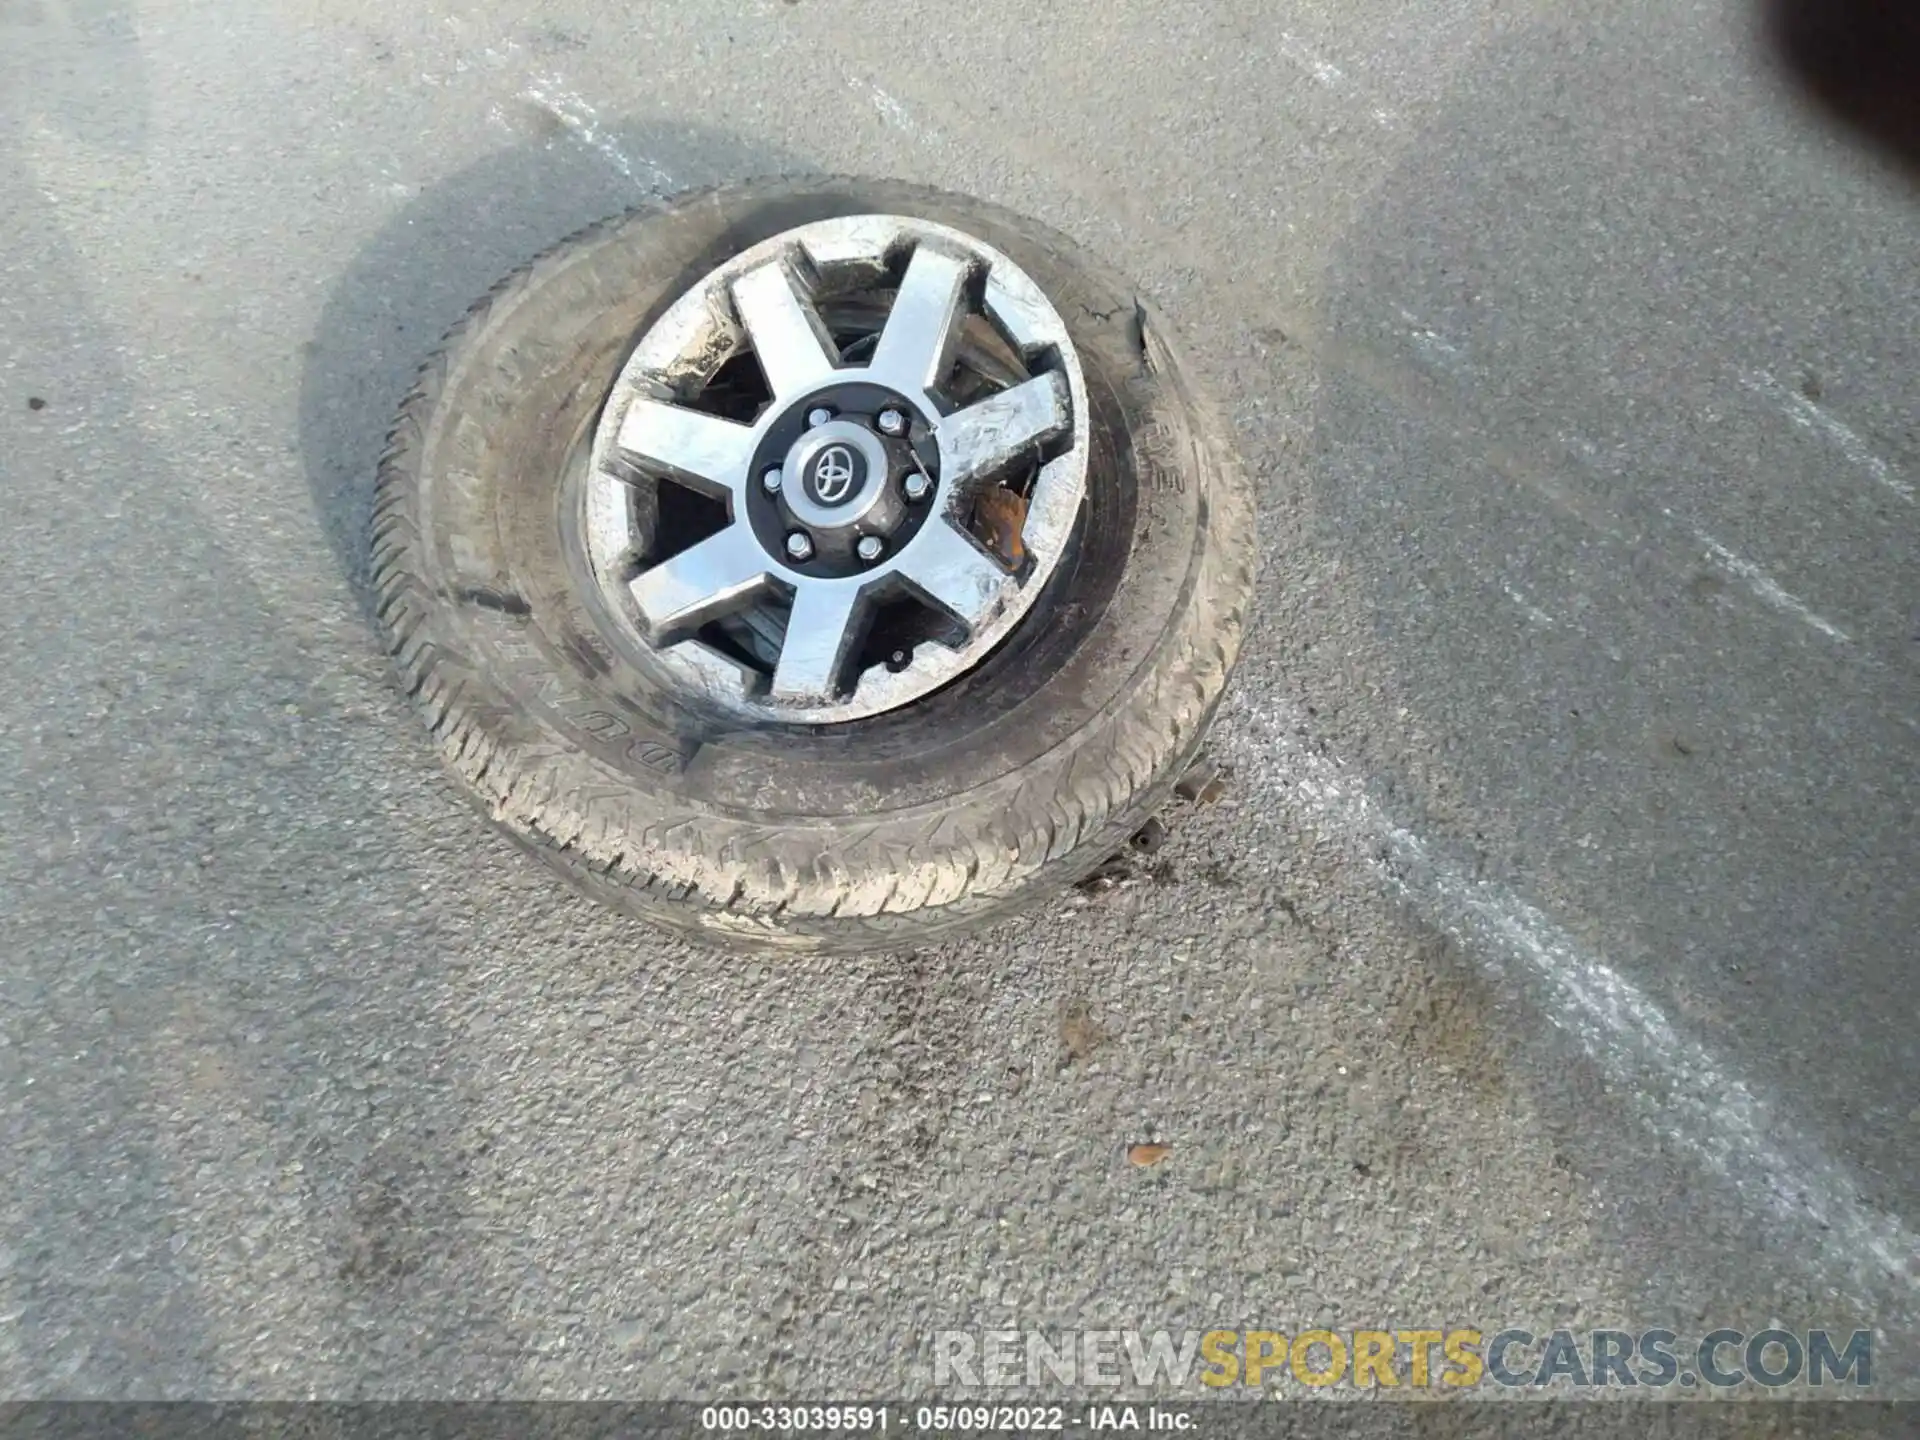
[{"left": 0, "top": 0, "right": 1913, "bottom": 1397}]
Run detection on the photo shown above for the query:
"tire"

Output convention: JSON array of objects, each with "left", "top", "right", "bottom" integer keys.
[{"left": 371, "top": 177, "right": 1255, "bottom": 953}]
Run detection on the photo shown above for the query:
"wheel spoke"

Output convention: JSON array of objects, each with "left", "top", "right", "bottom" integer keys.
[
  {"left": 616, "top": 398, "right": 756, "bottom": 497},
  {"left": 936, "top": 371, "right": 1072, "bottom": 493},
  {"left": 730, "top": 256, "right": 839, "bottom": 400},
  {"left": 772, "top": 582, "right": 865, "bottom": 703},
  {"left": 868, "top": 244, "right": 971, "bottom": 393},
  {"left": 585, "top": 213, "right": 1093, "bottom": 724},
  {"left": 630, "top": 525, "right": 771, "bottom": 640},
  {"left": 896, "top": 518, "right": 1014, "bottom": 634}
]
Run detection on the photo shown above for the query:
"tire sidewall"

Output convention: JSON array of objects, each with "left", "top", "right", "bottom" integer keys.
[{"left": 376, "top": 178, "right": 1250, "bottom": 935}]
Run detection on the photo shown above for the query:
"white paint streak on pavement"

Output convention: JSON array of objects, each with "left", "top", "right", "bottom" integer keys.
[
  {"left": 1741, "top": 370, "right": 1914, "bottom": 504},
  {"left": 1277, "top": 31, "right": 1348, "bottom": 88},
  {"left": 1233, "top": 705, "right": 1915, "bottom": 1310},
  {"left": 1502, "top": 582, "right": 1555, "bottom": 628},
  {"left": 522, "top": 79, "right": 675, "bottom": 192},
  {"left": 857, "top": 80, "right": 940, "bottom": 145},
  {"left": 1274, "top": 32, "right": 1399, "bottom": 127},
  {"left": 1400, "top": 309, "right": 1465, "bottom": 370},
  {"left": 1696, "top": 534, "right": 1851, "bottom": 644}
]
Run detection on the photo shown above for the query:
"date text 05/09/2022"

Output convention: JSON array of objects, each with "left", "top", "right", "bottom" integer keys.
[{"left": 699, "top": 1404, "right": 1194, "bottom": 1433}]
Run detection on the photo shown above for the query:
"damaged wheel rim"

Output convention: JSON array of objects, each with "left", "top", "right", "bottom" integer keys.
[{"left": 579, "top": 214, "right": 1091, "bottom": 724}]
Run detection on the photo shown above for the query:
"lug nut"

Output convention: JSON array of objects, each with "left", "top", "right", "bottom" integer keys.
[
  {"left": 806, "top": 406, "right": 833, "bottom": 428},
  {"left": 856, "top": 535, "right": 885, "bottom": 563},
  {"left": 762, "top": 466, "right": 784, "bottom": 494},
  {"left": 903, "top": 472, "right": 932, "bottom": 502},
  {"left": 877, "top": 408, "right": 908, "bottom": 436},
  {"left": 785, "top": 531, "right": 814, "bottom": 561}
]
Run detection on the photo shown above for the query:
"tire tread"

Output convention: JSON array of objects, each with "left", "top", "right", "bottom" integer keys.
[{"left": 370, "top": 178, "right": 1257, "bottom": 952}]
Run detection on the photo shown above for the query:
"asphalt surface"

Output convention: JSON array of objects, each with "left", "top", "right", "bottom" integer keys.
[{"left": 2, "top": 0, "right": 1915, "bottom": 1401}]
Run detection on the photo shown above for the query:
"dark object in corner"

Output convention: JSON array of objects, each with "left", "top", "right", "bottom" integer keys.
[{"left": 1764, "top": 0, "right": 1920, "bottom": 176}]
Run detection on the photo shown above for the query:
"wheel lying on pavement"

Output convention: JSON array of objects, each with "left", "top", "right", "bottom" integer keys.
[{"left": 372, "top": 178, "right": 1255, "bottom": 953}]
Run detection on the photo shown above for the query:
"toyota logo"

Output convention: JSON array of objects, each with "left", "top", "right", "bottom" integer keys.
[{"left": 808, "top": 445, "right": 861, "bottom": 505}]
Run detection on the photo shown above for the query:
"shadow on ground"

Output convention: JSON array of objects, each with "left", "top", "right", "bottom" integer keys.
[
  {"left": 4, "top": 111, "right": 813, "bottom": 1393},
  {"left": 298, "top": 117, "right": 806, "bottom": 604},
  {"left": 1302, "top": 0, "right": 1917, "bottom": 1358}
]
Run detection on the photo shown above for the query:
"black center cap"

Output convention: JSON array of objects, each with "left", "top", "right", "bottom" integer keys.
[{"left": 805, "top": 443, "right": 868, "bottom": 507}]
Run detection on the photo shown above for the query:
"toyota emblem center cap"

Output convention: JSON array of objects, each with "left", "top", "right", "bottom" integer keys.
[{"left": 806, "top": 443, "right": 866, "bottom": 506}]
